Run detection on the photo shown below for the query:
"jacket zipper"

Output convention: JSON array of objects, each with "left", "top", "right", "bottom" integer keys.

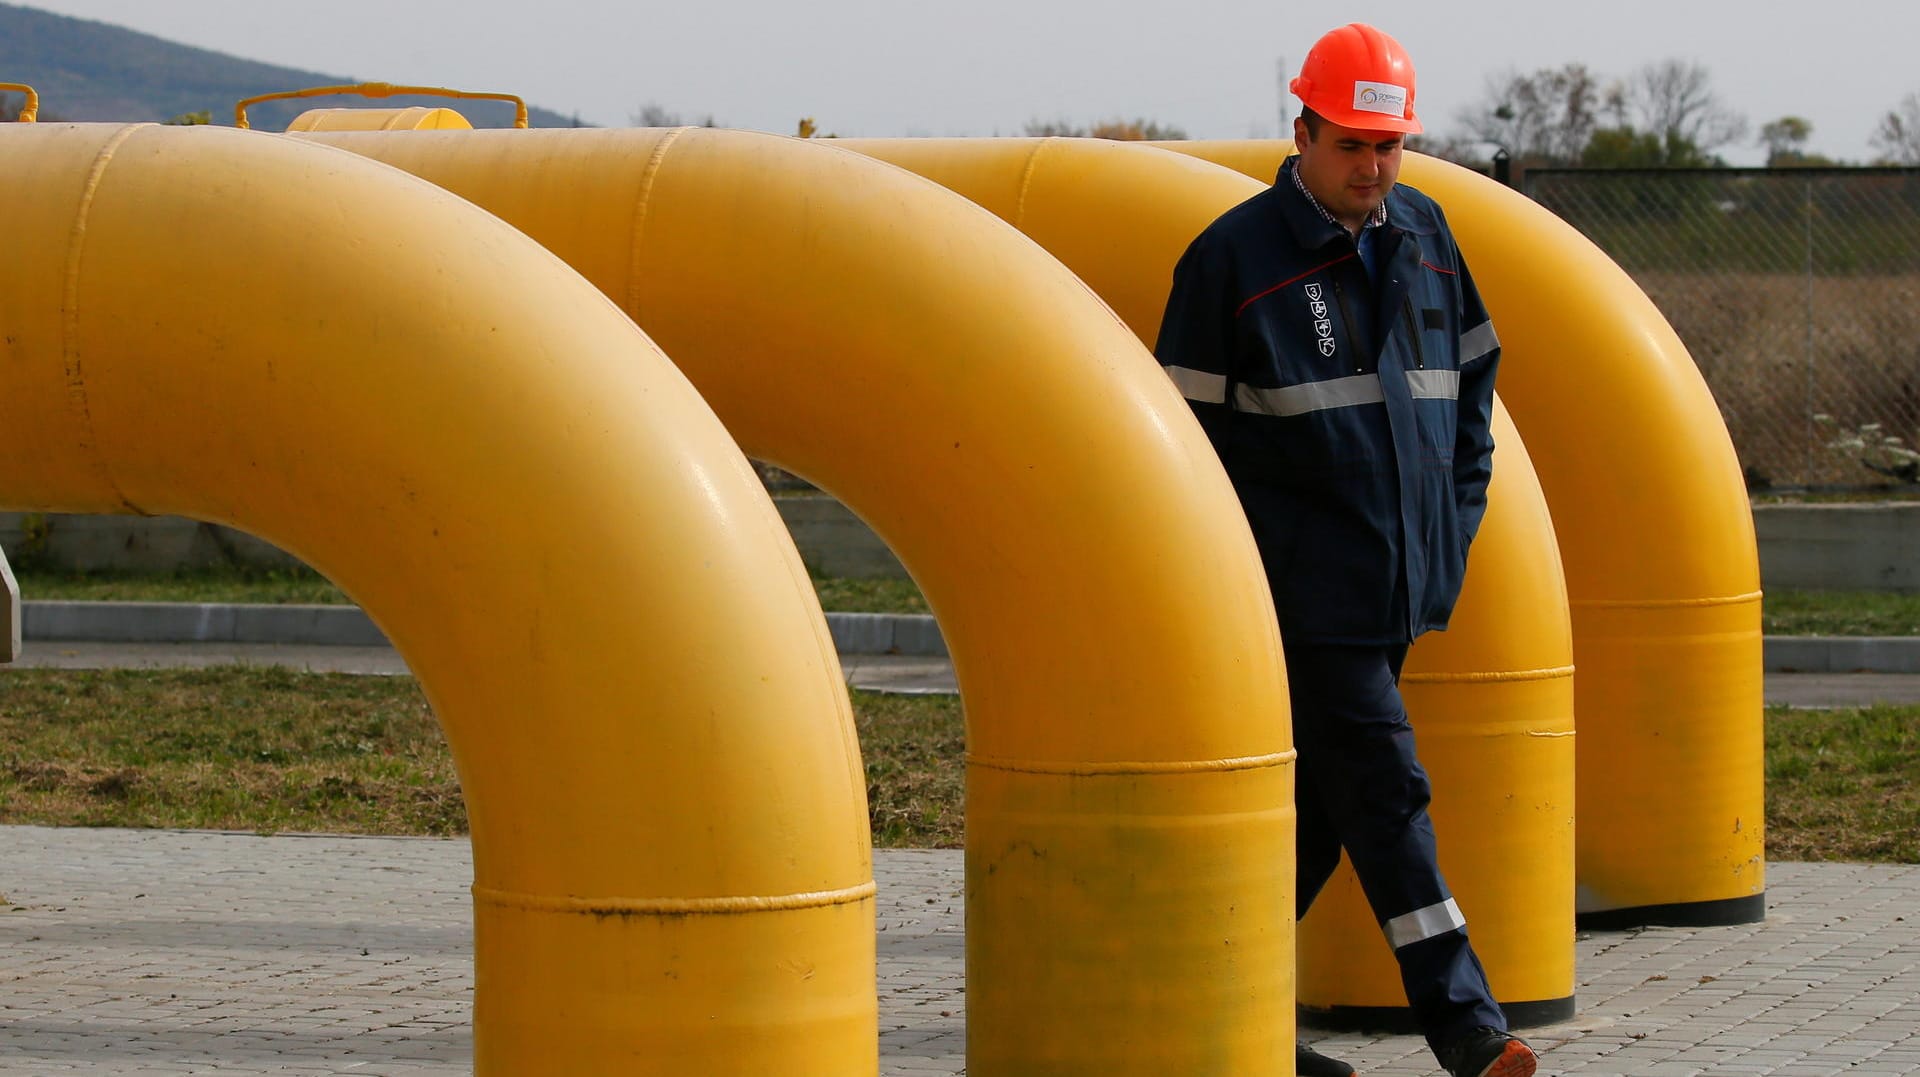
[
  {"left": 1401, "top": 301, "right": 1426, "bottom": 369},
  {"left": 1331, "top": 277, "right": 1366, "bottom": 374}
]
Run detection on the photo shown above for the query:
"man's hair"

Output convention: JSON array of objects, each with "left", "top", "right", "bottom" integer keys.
[{"left": 1296, "top": 105, "right": 1417, "bottom": 146}]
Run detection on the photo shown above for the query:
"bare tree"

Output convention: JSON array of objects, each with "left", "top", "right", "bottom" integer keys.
[
  {"left": 631, "top": 102, "right": 720, "bottom": 128},
  {"left": 1455, "top": 64, "right": 1603, "bottom": 165},
  {"left": 1870, "top": 92, "right": 1920, "bottom": 164},
  {"left": 1408, "top": 133, "right": 1493, "bottom": 168},
  {"left": 1614, "top": 59, "right": 1748, "bottom": 159}
]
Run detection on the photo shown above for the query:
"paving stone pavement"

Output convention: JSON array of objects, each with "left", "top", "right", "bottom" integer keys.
[{"left": 1, "top": 827, "right": 1917, "bottom": 1075}]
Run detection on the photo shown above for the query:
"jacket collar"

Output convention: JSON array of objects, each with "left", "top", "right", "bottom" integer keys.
[{"left": 1275, "top": 156, "right": 1388, "bottom": 252}]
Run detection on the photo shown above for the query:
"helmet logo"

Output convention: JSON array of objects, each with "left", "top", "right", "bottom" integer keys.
[{"left": 1352, "top": 80, "right": 1409, "bottom": 118}]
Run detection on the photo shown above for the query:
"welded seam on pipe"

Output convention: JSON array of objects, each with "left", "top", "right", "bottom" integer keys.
[
  {"left": 473, "top": 880, "right": 877, "bottom": 917},
  {"left": 1011, "top": 139, "right": 1050, "bottom": 232},
  {"left": 965, "top": 749, "right": 1296, "bottom": 776},
  {"left": 1401, "top": 664, "right": 1576, "bottom": 685},
  {"left": 625, "top": 125, "right": 686, "bottom": 320},
  {"left": 1571, "top": 591, "right": 1763, "bottom": 611},
  {"left": 62, "top": 123, "right": 148, "bottom": 513}
]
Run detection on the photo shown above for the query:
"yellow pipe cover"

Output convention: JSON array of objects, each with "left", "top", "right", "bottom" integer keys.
[
  {"left": 0, "top": 122, "right": 874, "bottom": 1074},
  {"left": 1161, "top": 140, "right": 1765, "bottom": 920},
  {"left": 305, "top": 126, "right": 1300, "bottom": 1075},
  {"left": 839, "top": 136, "right": 1575, "bottom": 1017}
]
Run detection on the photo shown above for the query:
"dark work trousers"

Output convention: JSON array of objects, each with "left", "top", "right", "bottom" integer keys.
[{"left": 1287, "top": 641, "right": 1507, "bottom": 1055}]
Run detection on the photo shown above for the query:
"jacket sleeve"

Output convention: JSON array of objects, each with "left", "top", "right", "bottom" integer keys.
[
  {"left": 1153, "top": 231, "right": 1237, "bottom": 451},
  {"left": 1452, "top": 246, "right": 1499, "bottom": 550}
]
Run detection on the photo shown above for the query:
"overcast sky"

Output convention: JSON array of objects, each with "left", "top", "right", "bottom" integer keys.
[{"left": 20, "top": 0, "right": 1916, "bottom": 165}]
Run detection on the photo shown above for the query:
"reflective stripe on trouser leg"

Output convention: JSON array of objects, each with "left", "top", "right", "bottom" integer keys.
[
  {"left": 1285, "top": 643, "right": 1504, "bottom": 1051},
  {"left": 1385, "top": 897, "right": 1467, "bottom": 949}
]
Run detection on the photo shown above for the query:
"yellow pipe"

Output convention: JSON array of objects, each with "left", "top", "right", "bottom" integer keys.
[
  {"left": 0, "top": 123, "right": 875, "bottom": 1074},
  {"left": 304, "top": 125, "right": 1298, "bottom": 1075},
  {"left": 839, "top": 137, "right": 1574, "bottom": 1023},
  {"left": 1, "top": 82, "right": 38, "bottom": 122},
  {"left": 287, "top": 106, "right": 473, "bottom": 131},
  {"left": 235, "top": 82, "right": 527, "bottom": 129},
  {"left": 1160, "top": 140, "right": 1764, "bottom": 925}
]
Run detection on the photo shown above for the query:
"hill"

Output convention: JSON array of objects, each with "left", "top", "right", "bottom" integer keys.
[{"left": 0, "top": 2, "right": 585, "bottom": 129}]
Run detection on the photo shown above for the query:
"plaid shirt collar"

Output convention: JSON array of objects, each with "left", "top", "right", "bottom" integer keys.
[{"left": 1288, "top": 156, "right": 1389, "bottom": 234}]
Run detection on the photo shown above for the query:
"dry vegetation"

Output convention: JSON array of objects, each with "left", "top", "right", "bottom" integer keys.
[{"left": 1641, "top": 271, "right": 1920, "bottom": 488}]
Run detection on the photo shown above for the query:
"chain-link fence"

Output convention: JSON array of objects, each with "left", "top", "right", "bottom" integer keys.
[{"left": 1523, "top": 167, "right": 1920, "bottom": 491}]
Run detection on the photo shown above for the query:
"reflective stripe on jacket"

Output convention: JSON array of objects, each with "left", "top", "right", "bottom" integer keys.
[{"left": 1155, "top": 157, "right": 1499, "bottom": 645}]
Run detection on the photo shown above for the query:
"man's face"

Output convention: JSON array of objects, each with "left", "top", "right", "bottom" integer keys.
[{"left": 1292, "top": 116, "right": 1404, "bottom": 232}]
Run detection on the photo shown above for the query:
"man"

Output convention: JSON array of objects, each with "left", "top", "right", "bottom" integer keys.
[{"left": 1154, "top": 23, "right": 1539, "bottom": 1077}]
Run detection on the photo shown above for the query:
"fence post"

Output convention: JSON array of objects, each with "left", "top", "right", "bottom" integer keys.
[
  {"left": 1803, "top": 177, "right": 1816, "bottom": 483},
  {"left": 1, "top": 541, "right": 17, "bottom": 663}
]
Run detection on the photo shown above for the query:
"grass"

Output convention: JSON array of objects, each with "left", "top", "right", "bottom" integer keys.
[
  {"left": 13, "top": 565, "right": 930, "bottom": 614},
  {"left": 1765, "top": 704, "right": 1920, "bottom": 863},
  {"left": 15, "top": 565, "right": 350, "bottom": 605},
  {"left": 23, "top": 567, "right": 1920, "bottom": 633},
  {"left": 3, "top": 667, "right": 1916, "bottom": 863},
  {"left": 810, "top": 575, "right": 929, "bottom": 615},
  {"left": 855, "top": 691, "right": 964, "bottom": 847},
  {"left": 0, "top": 667, "right": 963, "bottom": 847},
  {"left": 1762, "top": 589, "right": 1920, "bottom": 636},
  {"left": 0, "top": 666, "right": 459, "bottom": 834}
]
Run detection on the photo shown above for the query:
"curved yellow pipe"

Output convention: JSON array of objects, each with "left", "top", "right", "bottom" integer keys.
[
  {"left": 0, "top": 123, "right": 874, "bottom": 1074},
  {"left": 306, "top": 126, "right": 1298, "bottom": 1075},
  {"left": 1162, "top": 140, "right": 1764, "bottom": 924},
  {"left": 287, "top": 106, "right": 473, "bottom": 131},
  {"left": 839, "top": 136, "right": 1574, "bottom": 1021}
]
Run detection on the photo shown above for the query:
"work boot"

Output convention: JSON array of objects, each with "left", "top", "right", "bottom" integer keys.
[
  {"left": 1440, "top": 1026, "right": 1537, "bottom": 1077},
  {"left": 1296, "top": 1040, "right": 1357, "bottom": 1077}
]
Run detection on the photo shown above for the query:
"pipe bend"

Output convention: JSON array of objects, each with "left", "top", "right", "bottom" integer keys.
[{"left": 0, "top": 121, "right": 871, "bottom": 907}]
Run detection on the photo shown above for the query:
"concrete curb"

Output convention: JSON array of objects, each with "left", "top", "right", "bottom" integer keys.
[
  {"left": 19, "top": 602, "right": 1920, "bottom": 671},
  {"left": 1763, "top": 636, "right": 1920, "bottom": 675},
  {"left": 20, "top": 601, "right": 951, "bottom": 658},
  {"left": 23, "top": 601, "right": 390, "bottom": 647}
]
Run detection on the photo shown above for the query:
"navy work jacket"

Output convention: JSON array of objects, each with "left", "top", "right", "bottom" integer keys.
[{"left": 1155, "top": 158, "right": 1500, "bottom": 645}]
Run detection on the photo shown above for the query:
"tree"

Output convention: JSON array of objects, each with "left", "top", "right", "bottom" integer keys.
[
  {"left": 1608, "top": 59, "right": 1748, "bottom": 163},
  {"left": 1869, "top": 92, "right": 1920, "bottom": 164},
  {"left": 1455, "top": 64, "right": 1604, "bottom": 166},
  {"left": 1414, "top": 134, "right": 1500, "bottom": 169},
  {"left": 1757, "top": 116, "right": 1809, "bottom": 162},
  {"left": 1021, "top": 117, "right": 1187, "bottom": 140},
  {"left": 1580, "top": 125, "right": 1669, "bottom": 167},
  {"left": 1757, "top": 116, "right": 1836, "bottom": 167},
  {"left": 1089, "top": 118, "right": 1186, "bottom": 141},
  {"left": 1023, "top": 118, "right": 1083, "bottom": 137},
  {"left": 1582, "top": 124, "right": 1723, "bottom": 168},
  {"left": 630, "top": 102, "right": 719, "bottom": 128}
]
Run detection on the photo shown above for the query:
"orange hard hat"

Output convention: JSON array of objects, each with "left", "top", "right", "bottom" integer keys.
[{"left": 1289, "top": 23, "right": 1422, "bottom": 134}]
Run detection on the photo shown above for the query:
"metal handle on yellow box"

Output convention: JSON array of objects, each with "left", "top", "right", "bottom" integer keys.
[{"left": 235, "top": 82, "right": 527, "bottom": 130}]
